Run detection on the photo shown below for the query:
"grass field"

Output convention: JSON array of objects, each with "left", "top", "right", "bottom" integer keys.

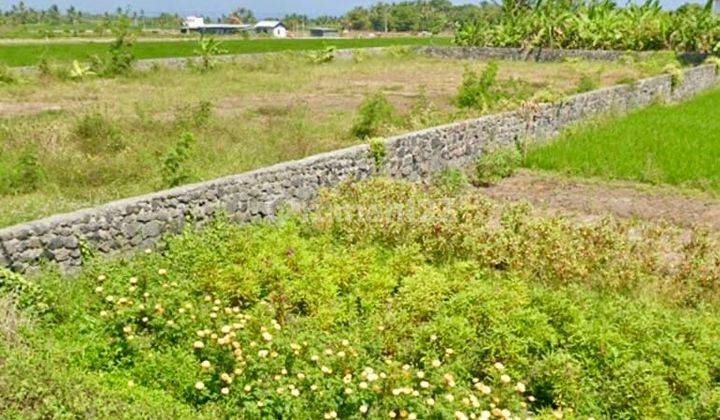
[
  {"left": 0, "top": 37, "right": 452, "bottom": 67},
  {"left": 524, "top": 87, "right": 720, "bottom": 193},
  {"left": 1, "top": 178, "right": 719, "bottom": 418},
  {"left": 0, "top": 51, "right": 667, "bottom": 228}
]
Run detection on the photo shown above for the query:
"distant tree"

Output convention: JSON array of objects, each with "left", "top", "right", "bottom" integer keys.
[
  {"left": 284, "top": 13, "right": 310, "bottom": 31},
  {"left": 346, "top": 6, "right": 371, "bottom": 30},
  {"left": 231, "top": 7, "right": 256, "bottom": 24}
]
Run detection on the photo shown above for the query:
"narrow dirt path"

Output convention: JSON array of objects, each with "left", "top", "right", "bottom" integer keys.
[{"left": 480, "top": 170, "right": 720, "bottom": 230}]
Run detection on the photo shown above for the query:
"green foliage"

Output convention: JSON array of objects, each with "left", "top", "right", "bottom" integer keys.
[
  {"left": 4, "top": 178, "right": 720, "bottom": 417},
  {"left": 69, "top": 59, "right": 95, "bottom": 80},
  {"left": 194, "top": 36, "right": 228, "bottom": 73},
  {"left": 0, "top": 64, "right": 18, "bottom": 85},
  {"left": 175, "top": 101, "right": 214, "bottom": 129},
  {"left": 454, "top": 0, "right": 720, "bottom": 53},
  {"left": 0, "top": 38, "right": 452, "bottom": 68},
  {"left": 161, "top": 132, "right": 196, "bottom": 188},
  {"left": 72, "top": 113, "right": 125, "bottom": 155},
  {"left": 575, "top": 74, "right": 599, "bottom": 93},
  {"left": 475, "top": 147, "right": 522, "bottom": 186},
  {"left": 36, "top": 57, "right": 74, "bottom": 81},
  {"left": 525, "top": 87, "right": 720, "bottom": 191},
  {"left": 456, "top": 61, "right": 500, "bottom": 111},
  {"left": 664, "top": 62, "right": 685, "bottom": 89},
  {"left": 432, "top": 168, "right": 469, "bottom": 194},
  {"left": 368, "top": 137, "right": 387, "bottom": 169},
  {"left": 305, "top": 46, "right": 336, "bottom": 64},
  {"left": 0, "top": 268, "right": 49, "bottom": 314},
  {"left": 0, "top": 146, "right": 45, "bottom": 195},
  {"left": 89, "top": 18, "right": 136, "bottom": 77},
  {"left": 351, "top": 92, "right": 396, "bottom": 139}
]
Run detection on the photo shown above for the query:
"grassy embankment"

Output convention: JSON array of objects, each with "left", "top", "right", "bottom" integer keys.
[
  {"left": 525, "top": 86, "right": 720, "bottom": 193},
  {"left": 0, "top": 37, "right": 452, "bottom": 67},
  {"left": 0, "top": 52, "right": 668, "bottom": 228},
  {"left": 1, "top": 178, "right": 719, "bottom": 418}
]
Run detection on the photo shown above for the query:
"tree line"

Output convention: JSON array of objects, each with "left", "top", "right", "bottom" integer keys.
[{"left": 1, "top": 1, "right": 500, "bottom": 34}]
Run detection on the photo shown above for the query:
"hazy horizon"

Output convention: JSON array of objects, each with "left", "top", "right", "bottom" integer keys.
[{"left": 1, "top": 0, "right": 706, "bottom": 18}]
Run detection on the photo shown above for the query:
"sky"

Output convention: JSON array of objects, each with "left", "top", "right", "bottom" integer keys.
[{"left": 1, "top": 0, "right": 706, "bottom": 18}]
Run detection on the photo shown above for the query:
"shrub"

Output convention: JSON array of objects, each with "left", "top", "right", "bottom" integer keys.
[
  {"left": 432, "top": 168, "right": 469, "bottom": 194},
  {"left": 368, "top": 137, "right": 386, "bottom": 169},
  {"left": 0, "top": 268, "right": 49, "bottom": 314},
  {"left": 575, "top": 74, "right": 599, "bottom": 93},
  {"left": 664, "top": 62, "right": 685, "bottom": 90},
  {"left": 474, "top": 147, "right": 522, "bottom": 186},
  {"left": 306, "top": 46, "right": 336, "bottom": 64},
  {"left": 90, "top": 18, "right": 136, "bottom": 77},
  {"left": 72, "top": 113, "right": 125, "bottom": 155},
  {"left": 4, "top": 177, "right": 720, "bottom": 417},
  {"left": 0, "top": 64, "right": 18, "bottom": 85},
  {"left": 195, "top": 36, "right": 228, "bottom": 73},
  {"left": 0, "top": 146, "right": 45, "bottom": 195},
  {"left": 351, "top": 92, "right": 396, "bottom": 139},
  {"left": 161, "top": 132, "right": 196, "bottom": 188},
  {"left": 456, "top": 62, "right": 500, "bottom": 111}
]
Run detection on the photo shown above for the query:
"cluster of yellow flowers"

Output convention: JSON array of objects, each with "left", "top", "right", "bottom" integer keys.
[{"left": 95, "top": 268, "right": 536, "bottom": 418}]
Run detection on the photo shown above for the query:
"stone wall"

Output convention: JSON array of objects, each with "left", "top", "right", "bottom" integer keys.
[
  {"left": 1, "top": 61, "right": 718, "bottom": 273},
  {"left": 416, "top": 46, "right": 708, "bottom": 64}
]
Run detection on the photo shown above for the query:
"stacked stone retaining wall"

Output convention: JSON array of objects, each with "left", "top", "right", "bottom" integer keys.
[{"left": 1, "top": 48, "right": 718, "bottom": 273}]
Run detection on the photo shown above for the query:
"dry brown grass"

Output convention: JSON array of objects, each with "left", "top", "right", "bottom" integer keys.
[{"left": 0, "top": 51, "right": 664, "bottom": 227}]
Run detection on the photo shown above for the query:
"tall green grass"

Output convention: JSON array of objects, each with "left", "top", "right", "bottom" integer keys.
[
  {"left": 525, "top": 88, "right": 720, "bottom": 192},
  {"left": 0, "top": 37, "right": 451, "bottom": 67}
]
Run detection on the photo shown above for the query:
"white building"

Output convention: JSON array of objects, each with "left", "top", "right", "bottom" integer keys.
[
  {"left": 181, "top": 16, "right": 250, "bottom": 34},
  {"left": 254, "top": 20, "right": 288, "bottom": 38}
]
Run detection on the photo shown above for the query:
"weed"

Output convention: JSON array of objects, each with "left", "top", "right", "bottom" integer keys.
[
  {"left": 456, "top": 61, "right": 499, "bottom": 111},
  {"left": 475, "top": 147, "right": 521, "bottom": 186},
  {"left": 0, "top": 64, "right": 18, "bottom": 85},
  {"left": 351, "top": 92, "right": 396, "bottom": 139},
  {"left": 576, "top": 74, "right": 600, "bottom": 93},
  {"left": 432, "top": 168, "right": 469, "bottom": 194},
  {"left": 0, "top": 267, "right": 49, "bottom": 314},
  {"left": 306, "top": 46, "right": 337, "bottom": 64},
  {"left": 664, "top": 63, "right": 685, "bottom": 89},
  {"left": 175, "top": 101, "right": 214, "bottom": 128},
  {"left": 0, "top": 146, "right": 45, "bottom": 195},
  {"left": 72, "top": 113, "right": 125, "bottom": 155},
  {"left": 368, "top": 137, "right": 387, "bottom": 169},
  {"left": 161, "top": 132, "right": 196, "bottom": 188},
  {"left": 704, "top": 55, "right": 720, "bottom": 72},
  {"left": 407, "top": 87, "right": 443, "bottom": 129},
  {"left": 616, "top": 76, "right": 638, "bottom": 85}
]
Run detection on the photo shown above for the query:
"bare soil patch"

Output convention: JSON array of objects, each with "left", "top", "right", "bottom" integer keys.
[{"left": 481, "top": 170, "right": 720, "bottom": 230}]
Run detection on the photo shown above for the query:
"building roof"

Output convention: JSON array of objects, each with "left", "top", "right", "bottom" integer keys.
[
  {"left": 254, "top": 20, "right": 285, "bottom": 29},
  {"left": 310, "top": 27, "right": 339, "bottom": 32}
]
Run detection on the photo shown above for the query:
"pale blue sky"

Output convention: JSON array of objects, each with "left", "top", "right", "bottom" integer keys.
[{"left": 0, "top": 0, "right": 706, "bottom": 18}]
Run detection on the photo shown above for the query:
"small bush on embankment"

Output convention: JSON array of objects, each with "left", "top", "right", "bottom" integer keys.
[
  {"left": 524, "top": 87, "right": 720, "bottom": 193},
  {"left": 1, "top": 179, "right": 719, "bottom": 418}
]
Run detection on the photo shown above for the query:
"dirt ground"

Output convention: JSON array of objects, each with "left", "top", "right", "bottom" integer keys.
[{"left": 481, "top": 170, "right": 720, "bottom": 230}]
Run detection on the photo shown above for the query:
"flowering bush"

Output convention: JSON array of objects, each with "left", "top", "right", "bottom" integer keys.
[{"left": 2, "top": 178, "right": 720, "bottom": 418}]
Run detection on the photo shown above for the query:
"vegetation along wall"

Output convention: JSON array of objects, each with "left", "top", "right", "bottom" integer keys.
[{"left": 1, "top": 48, "right": 718, "bottom": 273}]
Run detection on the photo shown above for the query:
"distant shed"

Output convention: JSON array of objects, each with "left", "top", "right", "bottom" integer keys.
[{"left": 310, "top": 27, "right": 340, "bottom": 38}]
